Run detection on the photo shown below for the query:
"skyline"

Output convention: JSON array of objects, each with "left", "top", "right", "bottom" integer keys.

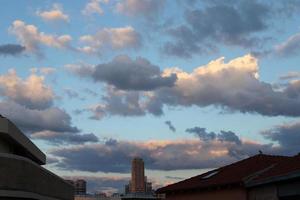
[{"left": 1, "top": 0, "right": 300, "bottom": 194}]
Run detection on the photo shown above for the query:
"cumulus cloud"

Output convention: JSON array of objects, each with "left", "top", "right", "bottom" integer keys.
[
  {"left": 0, "top": 69, "right": 54, "bottom": 109},
  {"left": 275, "top": 32, "right": 300, "bottom": 57},
  {"left": 116, "top": 0, "right": 165, "bottom": 20},
  {"left": 9, "top": 20, "right": 72, "bottom": 56},
  {"left": 84, "top": 54, "right": 300, "bottom": 119},
  {"left": 78, "top": 26, "right": 141, "bottom": 55},
  {"left": 71, "top": 56, "right": 177, "bottom": 91},
  {"left": 165, "top": 121, "right": 176, "bottom": 132},
  {"left": 163, "top": 0, "right": 270, "bottom": 57},
  {"left": 0, "top": 44, "right": 25, "bottom": 56},
  {"left": 31, "top": 130, "right": 98, "bottom": 145},
  {"left": 36, "top": 4, "right": 69, "bottom": 22},
  {"left": 0, "top": 69, "right": 97, "bottom": 146},
  {"left": 87, "top": 87, "right": 147, "bottom": 120},
  {"left": 82, "top": 0, "right": 109, "bottom": 16},
  {"left": 262, "top": 121, "right": 300, "bottom": 155},
  {"left": 0, "top": 101, "right": 79, "bottom": 133}
]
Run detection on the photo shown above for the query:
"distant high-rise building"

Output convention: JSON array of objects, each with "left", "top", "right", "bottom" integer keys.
[
  {"left": 75, "top": 179, "right": 87, "bottom": 195},
  {"left": 131, "top": 157, "right": 146, "bottom": 193}
]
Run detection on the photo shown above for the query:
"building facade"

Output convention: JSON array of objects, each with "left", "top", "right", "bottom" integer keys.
[
  {"left": 0, "top": 116, "right": 74, "bottom": 200},
  {"left": 75, "top": 179, "right": 87, "bottom": 195},
  {"left": 131, "top": 157, "right": 146, "bottom": 193}
]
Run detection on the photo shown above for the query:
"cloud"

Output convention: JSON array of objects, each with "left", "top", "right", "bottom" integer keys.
[
  {"left": 50, "top": 134, "right": 287, "bottom": 173},
  {"left": 87, "top": 87, "right": 147, "bottom": 120},
  {"left": 0, "top": 101, "right": 79, "bottom": 133},
  {"left": 151, "top": 54, "right": 300, "bottom": 117},
  {"left": 115, "top": 0, "right": 165, "bottom": 20},
  {"left": 63, "top": 176, "right": 129, "bottom": 194},
  {"left": 0, "top": 69, "right": 54, "bottom": 109},
  {"left": 0, "top": 44, "right": 25, "bottom": 56},
  {"left": 78, "top": 26, "right": 142, "bottom": 55},
  {"left": 71, "top": 56, "right": 177, "bottom": 91},
  {"left": 51, "top": 139, "right": 238, "bottom": 172},
  {"left": 186, "top": 127, "right": 242, "bottom": 145},
  {"left": 64, "top": 88, "right": 80, "bottom": 99},
  {"left": 280, "top": 72, "right": 300, "bottom": 80},
  {"left": 165, "top": 176, "right": 184, "bottom": 180},
  {"left": 163, "top": 0, "right": 270, "bottom": 57},
  {"left": 82, "top": 0, "right": 109, "bottom": 16},
  {"left": 36, "top": 4, "right": 69, "bottom": 22},
  {"left": 165, "top": 121, "right": 176, "bottom": 132},
  {"left": 262, "top": 120, "right": 300, "bottom": 155},
  {"left": 31, "top": 130, "right": 99, "bottom": 145},
  {"left": 84, "top": 54, "right": 300, "bottom": 119},
  {"left": 275, "top": 32, "right": 300, "bottom": 57},
  {"left": 9, "top": 20, "right": 72, "bottom": 56}
]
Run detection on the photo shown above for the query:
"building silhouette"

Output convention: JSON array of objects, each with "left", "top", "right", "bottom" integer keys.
[
  {"left": 75, "top": 179, "right": 87, "bottom": 195},
  {"left": 131, "top": 157, "right": 146, "bottom": 193},
  {"left": 0, "top": 115, "right": 74, "bottom": 200},
  {"left": 123, "top": 158, "right": 156, "bottom": 199}
]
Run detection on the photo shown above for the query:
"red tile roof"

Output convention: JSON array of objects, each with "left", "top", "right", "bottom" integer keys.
[
  {"left": 157, "top": 154, "right": 289, "bottom": 193},
  {"left": 248, "top": 154, "right": 300, "bottom": 186}
]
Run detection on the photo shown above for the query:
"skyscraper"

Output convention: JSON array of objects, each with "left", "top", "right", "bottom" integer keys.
[{"left": 131, "top": 157, "right": 146, "bottom": 193}]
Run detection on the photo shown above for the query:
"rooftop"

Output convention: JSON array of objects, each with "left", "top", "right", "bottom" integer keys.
[
  {"left": 0, "top": 116, "right": 46, "bottom": 165},
  {"left": 157, "top": 154, "right": 291, "bottom": 193}
]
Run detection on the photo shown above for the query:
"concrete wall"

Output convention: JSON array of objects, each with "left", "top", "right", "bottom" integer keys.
[
  {"left": 0, "top": 153, "right": 74, "bottom": 200},
  {"left": 164, "top": 187, "right": 247, "bottom": 200},
  {"left": 0, "top": 138, "right": 12, "bottom": 153}
]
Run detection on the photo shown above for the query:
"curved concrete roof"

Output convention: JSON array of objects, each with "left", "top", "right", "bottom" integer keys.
[{"left": 0, "top": 116, "right": 46, "bottom": 165}]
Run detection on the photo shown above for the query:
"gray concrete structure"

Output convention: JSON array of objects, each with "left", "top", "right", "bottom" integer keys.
[{"left": 0, "top": 116, "right": 74, "bottom": 200}]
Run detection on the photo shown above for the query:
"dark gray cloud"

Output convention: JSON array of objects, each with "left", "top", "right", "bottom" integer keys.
[
  {"left": 93, "top": 56, "right": 177, "bottom": 91},
  {"left": 0, "top": 44, "right": 25, "bottom": 56},
  {"left": 165, "top": 121, "right": 176, "bottom": 132},
  {"left": 0, "top": 100, "right": 99, "bottom": 146},
  {"left": 0, "top": 101, "right": 79, "bottom": 133},
  {"left": 88, "top": 87, "right": 147, "bottom": 120},
  {"left": 163, "top": 0, "right": 270, "bottom": 58},
  {"left": 186, "top": 127, "right": 242, "bottom": 145},
  {"left": 31, "top": 131, "right": 99, "bottom": 145},
  {"left": 67, "top": 56, "right": 177, "bottom": 91},
  {"left": 262, "top": 121, "right": 300, "bottom": 155}
]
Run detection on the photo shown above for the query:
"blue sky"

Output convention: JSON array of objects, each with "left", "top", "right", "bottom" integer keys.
[{"left": 1, "top": 0, "right": 300, "bottom": 195}]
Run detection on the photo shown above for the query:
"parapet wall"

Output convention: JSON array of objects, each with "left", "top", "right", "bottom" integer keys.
[{"left": 0, "top": 153, "right": 74, "bottom": 200}]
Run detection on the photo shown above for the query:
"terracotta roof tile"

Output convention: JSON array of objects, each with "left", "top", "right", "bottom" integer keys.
[{"left": 157, "top": 154, "right": 289, "bottom": 193}]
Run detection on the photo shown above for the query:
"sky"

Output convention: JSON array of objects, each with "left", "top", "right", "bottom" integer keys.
[{"left": 1, "top": 0, "right": 300, "bottom": 195}]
